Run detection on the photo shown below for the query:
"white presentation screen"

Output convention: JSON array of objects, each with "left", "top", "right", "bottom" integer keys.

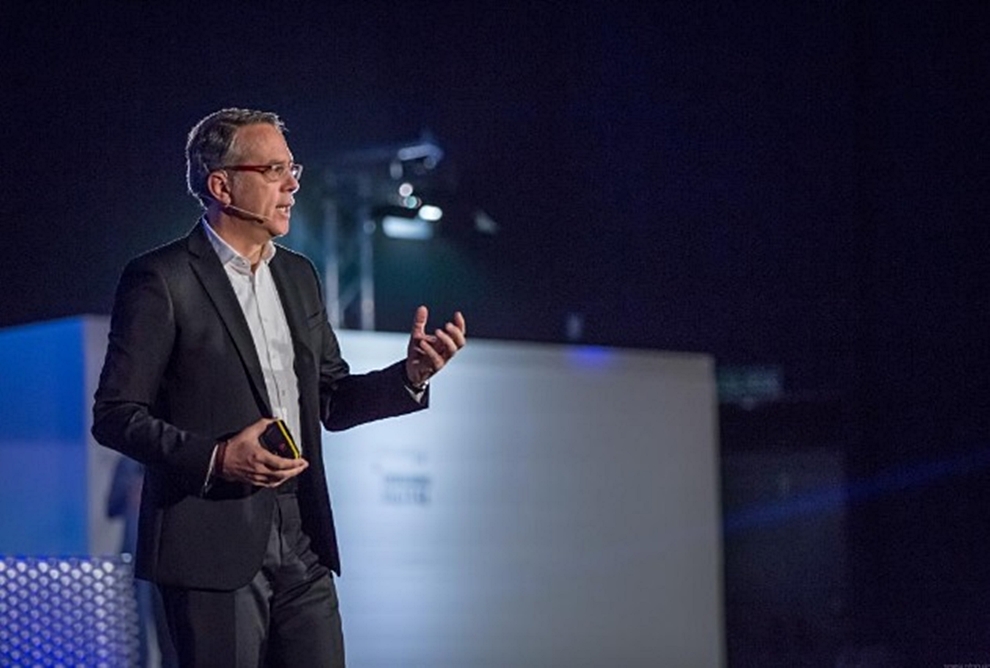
[{"left": 325, "top": 332, "right": 723, "bottom": 667}]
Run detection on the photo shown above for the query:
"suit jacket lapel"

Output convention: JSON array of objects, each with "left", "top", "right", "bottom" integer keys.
[
  {"left": 268, "top": 250, "right": 309, "bottom": 353},
  {"left": 269, "top": 249, "right": 316, "bottom": 382},
  {"left": 185, "top": 223, "right": 273, "bottom": 416}
]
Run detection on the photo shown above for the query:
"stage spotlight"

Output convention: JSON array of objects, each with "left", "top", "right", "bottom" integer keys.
[
  {"left": 378, "top": 204, "right": 442, "bottom": 240},
  {"left": 382, "top": 215, "right": 433, "bottom": 240},
  {"left": 418, "top": 204, "right": 443, "bottom": 221}
]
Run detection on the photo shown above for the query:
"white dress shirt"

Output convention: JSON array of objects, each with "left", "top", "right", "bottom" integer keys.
[{"left": 203, "top": 219, "right": 302, "bottom": 452}]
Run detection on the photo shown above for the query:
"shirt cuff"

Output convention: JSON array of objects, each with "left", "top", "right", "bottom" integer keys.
[
  {"left": 405, "top": 381, "right": 429, "bottom": 403},
  {"left": 201, "top": 442, "right": 221, "bottom": 496}
]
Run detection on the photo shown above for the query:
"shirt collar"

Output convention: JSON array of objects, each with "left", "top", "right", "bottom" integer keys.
[{"left": 201, "top": 217, "right": 277, "bottom": 274}]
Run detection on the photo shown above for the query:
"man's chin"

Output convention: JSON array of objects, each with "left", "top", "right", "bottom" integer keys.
[{"left": 265, "top": 219, "right": 290, "bottom": 239}]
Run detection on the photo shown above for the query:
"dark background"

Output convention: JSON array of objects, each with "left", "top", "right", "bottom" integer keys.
[{"left": 2, "top": 1, "right": 988, "bottom": 663}]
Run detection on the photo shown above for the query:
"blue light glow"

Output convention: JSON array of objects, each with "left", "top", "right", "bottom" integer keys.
[
  {"left": 724, "top": 445, "right": 990, "bottom": 534},
  {"left": 565, "top": 346, "right": 616, "bottom": 369}
]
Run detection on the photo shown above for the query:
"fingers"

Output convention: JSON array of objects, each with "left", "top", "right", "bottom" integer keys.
[
  {"left": 413, "top": 338, "right": 446, "bottom": 371},
  {"left": 442, "top": 313, "right": 466, "bottom": 349},
  {"left": 430, "top": 329, "right": 459, "bottom": 360},
  {"left": 429, "top": 312, "right": 466, "bottom": 358},
  {"left": 255, "top": 458, "right": 309, "bottom": 487},
  {"left": 453, "top": 310, "right": 466, "bottom": 337},
  {"left": 410, "top": 305, "right": 429, "bottom": 337},
  {"left": 251, "top": 438, "right": 309, "bottom": 474},
  {"left": 264, "top": 453, "right": 308, "bottom": 470},
  {"left": 236, "top": 454, "right": 308, "bottom": 487}
]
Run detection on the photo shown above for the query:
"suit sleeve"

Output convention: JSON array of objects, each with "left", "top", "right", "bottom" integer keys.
[
  {"left": 91, "top": 258, "right": 216, "bottom": 494},
  {"left": 303, "top": 266, "right": 427, "bottom": 431},
  {"left": 321, "top": 358, "right": 428, "bottom": 431}
]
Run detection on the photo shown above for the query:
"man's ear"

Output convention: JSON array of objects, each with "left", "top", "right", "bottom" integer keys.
[{"left": 206, "top": 171, "right": 231, "bottom": 205}]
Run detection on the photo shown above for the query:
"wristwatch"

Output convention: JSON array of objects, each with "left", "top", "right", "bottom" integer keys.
[{"left": 402, "top": 366, "right": 429, "bottom": 393}]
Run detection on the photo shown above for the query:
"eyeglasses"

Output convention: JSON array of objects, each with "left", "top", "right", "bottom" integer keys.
[{"left": 220, "top": 162, "right": 303, "bottom": 182}]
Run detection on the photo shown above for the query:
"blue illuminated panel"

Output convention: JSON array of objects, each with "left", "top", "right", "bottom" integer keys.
[
  {"left": 0, "top": 319, "right": 88, "bottom": 555},
  {"left": 0, "top": 556, "right": 139, "bottom": 665}
]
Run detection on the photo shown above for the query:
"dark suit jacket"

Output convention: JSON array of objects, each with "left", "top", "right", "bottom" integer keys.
[{"left": 92, "top": 222, "right": 425, "bottom": 590}]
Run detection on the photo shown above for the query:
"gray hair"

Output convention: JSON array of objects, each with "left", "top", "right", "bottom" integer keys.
[{"left": 185, "top": 108, "right": 286, "bottom": 206}]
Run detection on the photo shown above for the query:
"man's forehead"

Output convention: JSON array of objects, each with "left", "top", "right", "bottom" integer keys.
[{"left": 230, "top": 123, "right": 291, "bottom": 160}]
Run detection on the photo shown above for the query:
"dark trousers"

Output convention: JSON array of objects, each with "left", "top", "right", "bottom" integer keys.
[
  {"left": 135, "top": 577, "right": 179, "bottom": 667},
  {"left": 159, "top": 491, "right": 345, "bottom": 668}
]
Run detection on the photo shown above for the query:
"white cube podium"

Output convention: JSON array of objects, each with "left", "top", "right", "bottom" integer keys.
[{"left": 0, "top": 317, "right": 723, "bottom": 666}]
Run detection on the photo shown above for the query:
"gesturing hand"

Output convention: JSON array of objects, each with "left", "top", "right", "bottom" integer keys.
[
  {"left": 217, "top": 418, "right": 308, "bottom": 487},
  {"left": 405, "top": 306, "right": 467, "bottom": 387}
]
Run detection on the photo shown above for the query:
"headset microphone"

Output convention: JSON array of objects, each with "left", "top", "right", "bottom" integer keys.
[{"left": 223, "top": 203, "right": 270, "bottom": 224}]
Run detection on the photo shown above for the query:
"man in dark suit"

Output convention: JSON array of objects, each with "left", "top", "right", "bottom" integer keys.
[{"left": 92, "top": 108, "right": 466, "bottom": 667}]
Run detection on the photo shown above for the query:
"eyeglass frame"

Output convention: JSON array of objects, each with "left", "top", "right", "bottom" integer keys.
[{"left": 218, "top": 162, "right": 303, "bottom": 182}]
